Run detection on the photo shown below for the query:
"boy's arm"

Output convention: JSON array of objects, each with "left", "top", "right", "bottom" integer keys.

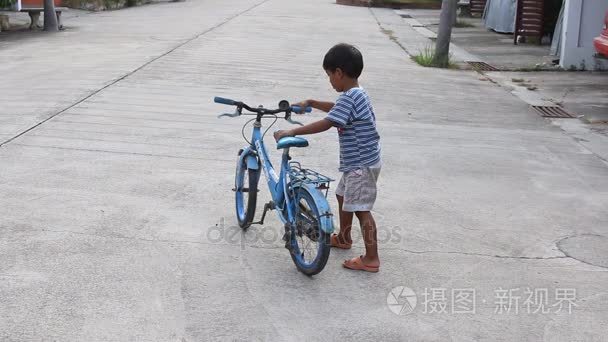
[
  {"left": 273, "top": 119, "right": 334, "bottom": 141},
  {"left": 309, "top": 100, "right": 335, "bottom": 113},
  {"left": 294, "top": 99, "right": 335, "bottom": 113}
]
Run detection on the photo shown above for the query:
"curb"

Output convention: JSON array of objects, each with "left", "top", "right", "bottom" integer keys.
[{"left": 336, "top": 0, "right": 371, "bottom": 6}]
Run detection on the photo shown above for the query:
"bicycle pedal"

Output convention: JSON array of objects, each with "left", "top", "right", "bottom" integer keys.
[
  {"left": 231, "top": 187, "right": 257, "bottom": 192},
  {"left": 282, "top": 223, "right": 293, "bottom": 253},
  {"left": 265, "top": 201, "right": 275, "bottom": 210},
  {"left": 283, "top": 233, "right": 295, "bottom": 253}
]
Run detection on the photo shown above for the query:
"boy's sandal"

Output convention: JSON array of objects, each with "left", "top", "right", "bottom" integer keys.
[
  {"left": 330, "top": 234, "right": 352, "bottom": 249},
  {"left": 342, "top": 256, "right": 379, "bottom": 273}
]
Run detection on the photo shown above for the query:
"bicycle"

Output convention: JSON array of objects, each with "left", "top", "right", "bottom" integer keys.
[{"left": 215, "top": 97, "right": 335, "bottom": 275}]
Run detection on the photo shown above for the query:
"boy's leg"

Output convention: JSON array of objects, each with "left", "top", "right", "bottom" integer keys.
[
  {"left": 354, "top": 210, "right": 379, "bottom": 266},
  {"left": 336, "top": 194, "right": 353, "bottom": 245},
  {"left": 341, "top": 164, "right": 381, "bottom": 270}
]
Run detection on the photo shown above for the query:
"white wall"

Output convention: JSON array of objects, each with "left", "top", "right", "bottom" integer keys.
[{"left": 560, "top": 0, "right": 608, "bottom": 70}]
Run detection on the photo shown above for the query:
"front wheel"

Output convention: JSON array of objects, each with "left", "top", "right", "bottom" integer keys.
[
  {"left": 288, "top": 186, "right": 331, "bottom": 276},
  {"left": 235, "top": 154, "right": 258, "bottom": 229}
]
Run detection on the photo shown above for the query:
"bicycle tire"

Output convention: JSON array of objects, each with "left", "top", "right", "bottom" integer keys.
[
  {"left": 288, "top": 186, "right": 331, "bottom": 276},
  {"left": 235, "top": 153, "right": 258, "bottom": 229}
]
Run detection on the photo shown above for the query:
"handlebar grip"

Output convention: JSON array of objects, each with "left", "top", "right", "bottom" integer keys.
[
  {"left": 291, "top": 106, "right": 312, "bottom": 113},
  {"left": 214, "top": 97, "right": 236, "bottom": 105}
]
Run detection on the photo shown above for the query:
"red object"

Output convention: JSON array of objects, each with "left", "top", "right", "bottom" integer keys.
[
  {"left": 20, "top": 0, "right": 62, "bottom": 8},
  {"left": 594, "top": 11, "right": 608, "bottom": 56}
]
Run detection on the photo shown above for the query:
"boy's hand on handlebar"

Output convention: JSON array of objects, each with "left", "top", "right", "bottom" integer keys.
[
  {"left": 292, "top": 99, "right": 313, "bottom": 113},
  {"left": 274, "top": 129, "right": 295, "bottom": 142}
]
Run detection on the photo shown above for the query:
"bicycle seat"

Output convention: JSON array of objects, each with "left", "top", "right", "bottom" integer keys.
[{"left": 277, "top": 137, "right": 309, "bottom": 149}]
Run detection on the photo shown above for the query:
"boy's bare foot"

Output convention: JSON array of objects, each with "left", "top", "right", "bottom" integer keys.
[
  {"left": 330, "top": 233, "right": 352, "bottom": 249},
  {"left": 361, "top": 254, "right": 379, "bottom": 266},
  {"left": 342, "top": 255, "right": 379, "bottom": 273}
]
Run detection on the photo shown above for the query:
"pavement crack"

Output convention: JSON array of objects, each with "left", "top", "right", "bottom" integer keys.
[
  {"left": 382, "top": 247, "right": 569, "bottom": 261},
  {"left": 0, "top": 0, "right": 271, "bottom": 148},
  {"left": 12, "top": 143, "right": 232, "bottom": 161},
  {"left": 370, "top": 8, "right": 413, "bottom": 57},
  {"left": 41, "top": 228, "right": 217, "bottom": 246},
  {"left": 40, "top": 227, "right": 285, "bottom": 251},
  {"left": 37, "top": 228, "right": 586, "bottom": 263}
]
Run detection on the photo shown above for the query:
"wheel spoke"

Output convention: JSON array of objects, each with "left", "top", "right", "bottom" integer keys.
[
  {"left": 284, "top": 186, "right": 330, "bottom": 274},
  {"left": 293, "top": 192, "right": 321, "bottom": 265}
]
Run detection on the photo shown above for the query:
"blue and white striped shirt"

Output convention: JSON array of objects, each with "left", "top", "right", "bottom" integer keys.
[{"left": 325, "top": 87, "right": 381, "bottom": 172}]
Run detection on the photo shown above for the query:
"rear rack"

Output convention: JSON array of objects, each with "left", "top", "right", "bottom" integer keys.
[{"left": 288, "top": 162, "right": 334, "bottom": 197}]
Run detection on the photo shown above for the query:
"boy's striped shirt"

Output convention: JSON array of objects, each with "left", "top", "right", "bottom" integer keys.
[{"left": 325, "top": 87, "right": 381, "bottom": 172}]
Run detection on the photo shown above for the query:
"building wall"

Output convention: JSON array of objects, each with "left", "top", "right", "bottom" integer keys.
[{"left": 560, "top": 0, "right": 608, "bottom": 70}]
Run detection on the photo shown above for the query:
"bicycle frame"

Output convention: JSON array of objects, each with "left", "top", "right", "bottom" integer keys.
[{"left": 228, "top": 104, "right": 334, "bottom": 235}]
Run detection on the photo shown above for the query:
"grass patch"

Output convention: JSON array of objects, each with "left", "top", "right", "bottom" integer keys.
[
  {"left": 412, "top": 46, "right": 435, "bottom": 66},
  {"left": 412, "top": 46, "right": 457, "bottom": 68}
]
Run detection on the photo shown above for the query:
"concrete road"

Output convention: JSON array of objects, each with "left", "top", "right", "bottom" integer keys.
[{"left": 1, "top": 0, "right": 607, "bottom": 341}]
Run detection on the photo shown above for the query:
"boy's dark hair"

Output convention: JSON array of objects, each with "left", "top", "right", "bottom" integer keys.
[{"left": 323, "top": 43, "right": 364, "bottom": 78}]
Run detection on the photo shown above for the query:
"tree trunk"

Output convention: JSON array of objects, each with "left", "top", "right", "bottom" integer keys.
[
  {"left": 433, "top": 0, "right": 457, "bottom": 68},
  {"left": 43, "top": 0, "right": 58, "bottom": 32}
]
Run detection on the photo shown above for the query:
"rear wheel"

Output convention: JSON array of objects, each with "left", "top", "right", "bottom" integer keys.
[
  {"left": 235, "top": 154, "right": 258, "bottom": 229},
  {"left": 288, "top": 187, "right": 331, "bottom": 276}
]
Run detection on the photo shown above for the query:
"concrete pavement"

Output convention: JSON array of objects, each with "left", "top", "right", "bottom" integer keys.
[{"left": 1, "top": 0, "right": 607, "bottom": 341}]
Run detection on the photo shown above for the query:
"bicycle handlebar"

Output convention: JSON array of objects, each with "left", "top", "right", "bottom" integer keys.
[
  {"left": 214, "top": 96, "right": 237, "bottom": 106},
  {"left": 291, "top": 106, "right": 313, "bottom": 114},
  {"left": 214, "top": 96, "right": 312, "bottom": 116}
]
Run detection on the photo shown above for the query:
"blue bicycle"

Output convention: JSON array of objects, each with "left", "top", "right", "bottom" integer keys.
[{"left": 215, "top": 97, "right": 335, "bottom": 275}]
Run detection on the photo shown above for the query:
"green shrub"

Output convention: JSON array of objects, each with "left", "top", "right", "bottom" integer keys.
[
  {"left": 412, "top": 46, "right": 435, "bottom": 66},
  {"left": 412, "top": 46, "right": 457, "bottom": 68}
]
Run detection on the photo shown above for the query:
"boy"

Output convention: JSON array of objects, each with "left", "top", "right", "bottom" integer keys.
[{"left": 273, "top": 43, "right": 381, "bottom": 273}]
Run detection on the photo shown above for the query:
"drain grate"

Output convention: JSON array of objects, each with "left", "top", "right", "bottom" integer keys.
[
  {"left": 531, "top": 105, "right": 576, "bottom": 118},
  {"left": 466, "top": 61, "right": 499, "bottom": 71},
  {"left": 400, "top": 14, "right": 412, "bottom": 18}
]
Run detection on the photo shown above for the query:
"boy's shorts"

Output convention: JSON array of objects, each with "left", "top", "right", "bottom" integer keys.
[{"left": 335, "top": 163, "right": 381, "bottom": 212}]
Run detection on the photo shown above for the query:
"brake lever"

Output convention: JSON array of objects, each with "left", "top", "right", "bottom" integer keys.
[
  {"left": 217, "top": 108, "right": 241, "bottom": 118},
  {"left": 286, "top": 117, "right": 303, "bottom": 126},
  {"left": 218, "top": 112, "right": 239, "bottom": 118}
]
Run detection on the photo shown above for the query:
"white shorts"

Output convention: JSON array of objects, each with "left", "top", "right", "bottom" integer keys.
[{"left": 335, "top": 162, "right": 381, "bottom": 212}]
